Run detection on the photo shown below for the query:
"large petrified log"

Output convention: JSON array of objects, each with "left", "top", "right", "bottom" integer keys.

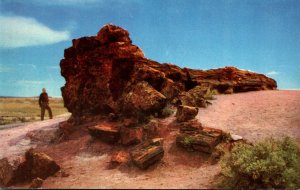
[
  {"left": 88, "top": 123, "right": 120, "bottom": 143},
  {"left": 60, "top": 24, "right": 277, "bottom": 119},
  {"left": 176, "top": 124, "right": 224, "bottom": 154},
  {"left": 130, "top": 139, "right": 164, "bottom": 169}
]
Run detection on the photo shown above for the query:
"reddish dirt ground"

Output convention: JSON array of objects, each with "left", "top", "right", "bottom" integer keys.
[
  {"left": 1, "top": 90, "right": 299, "bottom": 188},
  {"left": 197, "top": 90, "right": 300, "bottom": 143}
]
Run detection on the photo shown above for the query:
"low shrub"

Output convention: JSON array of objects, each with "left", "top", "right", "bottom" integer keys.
[
  {"left": 217, "top": 137, "right": 300, "bottom": 189},
  {"left": 159, "top": 104, "right": 175, "bottom": 118},
  {"left": 203, "top": 88, "right": 217, "bottom": 100}
]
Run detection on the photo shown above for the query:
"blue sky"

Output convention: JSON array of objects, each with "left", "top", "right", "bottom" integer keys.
[{"left": 0, "top": 0, "right": 299, "bottom": 97}]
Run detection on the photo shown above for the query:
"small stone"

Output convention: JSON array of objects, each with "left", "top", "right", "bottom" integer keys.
[
  {"left": 150, "top": 138, "right": 164, "bottom": 146},
  {"left": 110, "top": 151, "right": 130, "bottom": 168},
  {"left": 230, "top": 134, "right": 243, "bottom": 141},
  {"left": 29, "top": 177, "right": 43, "bottom": 188}
]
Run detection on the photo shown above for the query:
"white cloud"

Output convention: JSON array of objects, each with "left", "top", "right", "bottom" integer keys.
[
  {"left": 0, "top": 15, "right": 70, "bottom": 48},
  {"left": 0, "top": 65, "right": 13, "bottom": 72},
  {"left": 29, "top": 0, "right": 100, "bottom": 6},
  {"left": 266, "top": 71, "right": 280, "bottom": 76}
]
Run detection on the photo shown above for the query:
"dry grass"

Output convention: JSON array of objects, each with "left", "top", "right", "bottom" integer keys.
[{"left": 0, "top": 97, "right": 69, "bottom": 125}]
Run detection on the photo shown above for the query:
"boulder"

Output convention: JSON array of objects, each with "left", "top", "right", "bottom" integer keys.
[
  {"left": 175, "top": 105, "right": 199, "bottom": 122},
  {"left": 0, "top": 158, "right": 13, "bottom": 187},
  {"left": 120, "top": 127, "right": 143, "bottom": 146},
  {"left": 178, "top": 86, "right": 208, "bottom": 108},
  {"left": 122, "top": 81, "right": 167, "bottom": 116},
  {"left": 130, "top": 139, "right": 164, "bottom": 169},
  {"left": 60, "top": 24, "right": 277, "bottom": 122},
  {"left": 13, "top": 149, "right": 60, "bottom": 183},
  {"left": 88, "top": 123, "right": 120, "bottom": 143}
]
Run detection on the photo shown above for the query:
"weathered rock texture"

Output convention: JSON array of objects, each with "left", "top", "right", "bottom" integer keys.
[
  {"left": 12, "top": 149, "right": 60, "bottom": 183},
  {"left": 130, "top": 139, "right": 164, "bottom": 169},
  {"left": 175, "top": 105, "right": 199, "bottom": 122},
  {"left": 0, "top": 158, "right": 13, "bottom": 187},
  {"left": 88, "top": 123, "right": 120, "bottom": 143},
  {"left": 186, "top": 67, "right": 277, "bottom": 93},
  {"left": 60, "top": 24, "right": 277, "bottom": 119},
  {"left": 176, "top": 125, "right": 224, "bottom": 154},
  {"left": 110, "top": 151, "right": 130, "bottom": 168},
  {"left": 1, "top": 149, "right": 60, "bottom": 187}
]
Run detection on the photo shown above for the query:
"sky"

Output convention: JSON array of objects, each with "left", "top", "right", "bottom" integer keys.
[{"left": 0, "top": 0, "right": 299, "bottom": 97}]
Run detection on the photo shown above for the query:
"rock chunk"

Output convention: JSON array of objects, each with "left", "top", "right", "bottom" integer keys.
[
  {"left": 178, "top": 86, "right": 208, "bottom": 108},
  {"left": 179, "top": 119, "right": 203, "bottom": 134},
  {"left": 130, "top": 139, "right": 164, "bottom": 169},
  {"left": 175, "top": 105, "right": 199, "bottom": 122},
  {"left": 176, "top": 121, "right": 224, "bottom": 154},
  {"left": 12, "top": 149, "right": 60, "bottom": 183},
  {"left": 120, "top": 127, "right": 143, "bottom": 146},
  {"left": 0, "top": 158, "right": 13, "bottom": 187},
  {"left": 110, "top": 151, "right": 130, "bottom": 168},
  {"left": 143, "top": 120, "right": 159, "bottom": 139},
  {"left": 97, "top": 24, "right": 132, "bottom": 45},
  {"left": 30, "top": 177, "right": 43, "bottom": 188},
  {"left": 122, "top": 81, "right": 167, "bottom": 116},
  {"left": 88, "top": 123, "right": 120, "bottom": 143}
]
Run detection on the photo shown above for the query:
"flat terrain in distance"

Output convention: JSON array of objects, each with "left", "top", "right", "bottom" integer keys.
[{"left": 0, "top": 97, "right": 69, "bottom": 126}]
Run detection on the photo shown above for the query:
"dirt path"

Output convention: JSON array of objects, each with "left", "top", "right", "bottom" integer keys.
[
  {"left": 197, "top": 90, "right": 300, "bottom": 143},
  {"left": 1, "top": 90, "right": 300, "bottom": 188},
  {"left": 0, "top": 114, "right": 70, "bottom": 159}
]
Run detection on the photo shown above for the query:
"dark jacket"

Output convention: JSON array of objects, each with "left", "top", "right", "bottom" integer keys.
[{"left": 39, "top": 92, "right": 49, "bottom": 107}]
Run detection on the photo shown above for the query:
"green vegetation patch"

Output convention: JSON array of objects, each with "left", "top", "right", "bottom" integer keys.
[
  {"left": 217, "top": 137, "right": 300, "bottom": 189},
  {"left": 203, "top": 88, "right": 218, "bottom": 100}
]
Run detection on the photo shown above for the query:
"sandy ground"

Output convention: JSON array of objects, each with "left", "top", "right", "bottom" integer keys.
[
  {"left": 1, "top": 90, "right": 299, "bottom": 188},
  {"left": 197, "top": 90, "right": 300, "bottom": 143}
]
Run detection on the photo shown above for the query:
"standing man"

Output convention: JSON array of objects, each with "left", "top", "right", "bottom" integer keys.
[{"left": 39, "top": 88, "right": 53, "bottom": 120}]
